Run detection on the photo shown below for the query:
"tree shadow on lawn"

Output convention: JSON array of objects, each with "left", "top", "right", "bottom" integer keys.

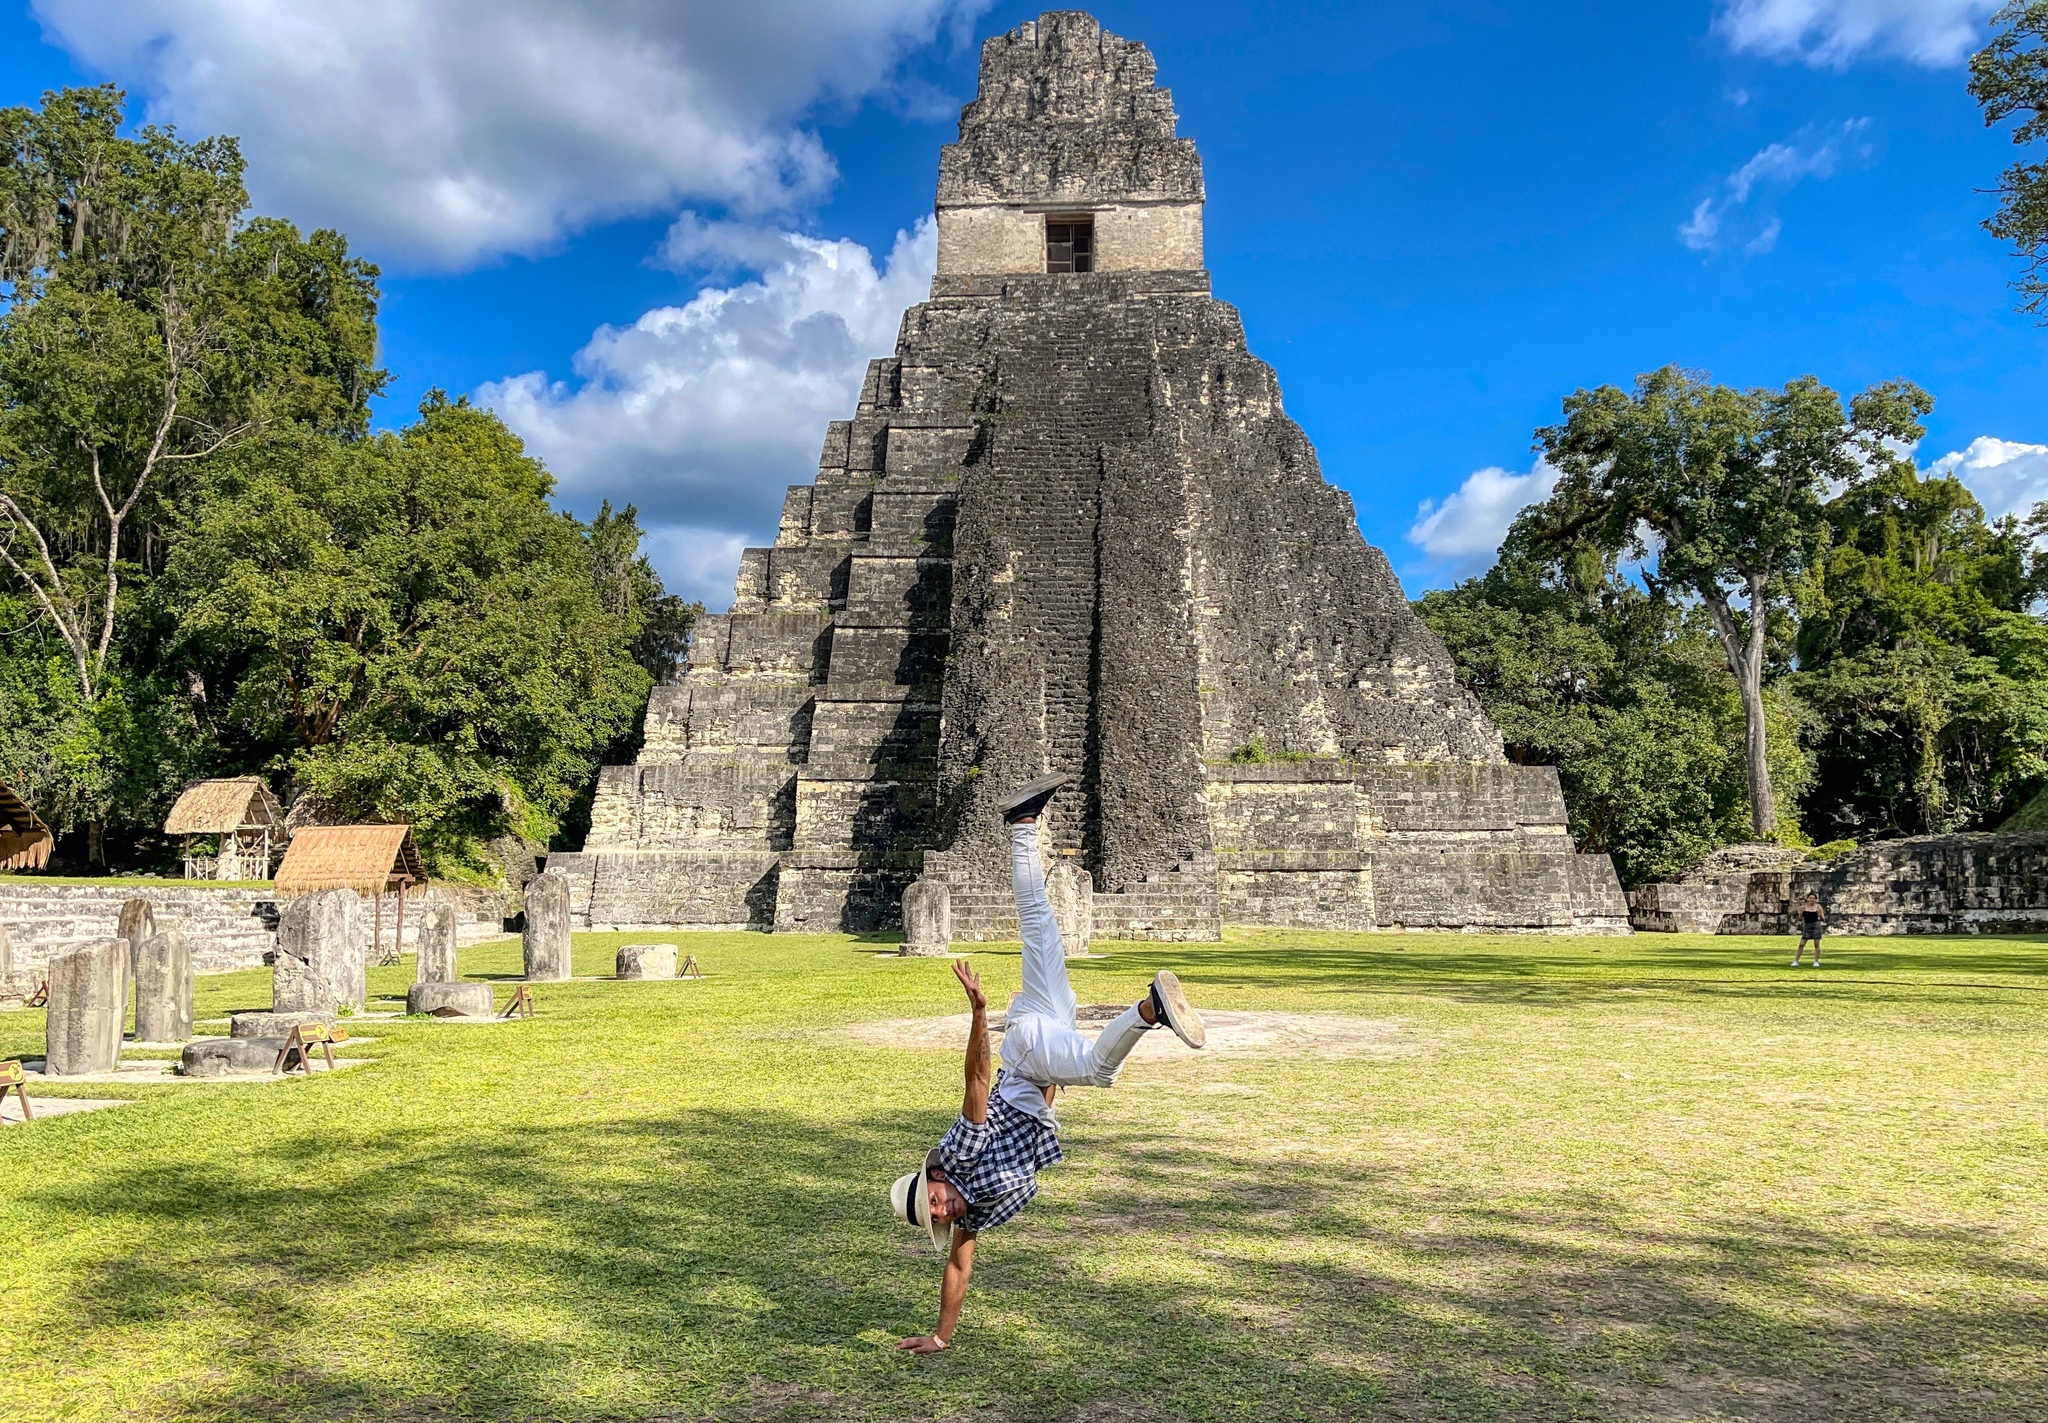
[
  {"left": 1061, "top": 937, "right": 2048, "bottom": 1007},
  {"left": 27, "top": 1107, "right": 2046, "bottom": 1422}
]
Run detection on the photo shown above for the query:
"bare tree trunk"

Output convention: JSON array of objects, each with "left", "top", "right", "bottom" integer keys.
[{"left": 1703, "top": 581, "right": 1777, "bottom": 837}]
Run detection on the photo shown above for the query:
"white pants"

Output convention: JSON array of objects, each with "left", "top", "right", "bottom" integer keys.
[{"left": 998, "top": 822, "right": 1149, "bottom": 1115}]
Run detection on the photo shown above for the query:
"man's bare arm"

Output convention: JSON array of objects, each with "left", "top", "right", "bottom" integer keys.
[
  {"left": 896, "top": 961, "right": 990, "bottom": 1355},
  {"left": 954, "top": 959, "right": 990, "bottom": 1124},
  {"left": 898, "top": 1230, "right": 977, "bottom": 1353}
]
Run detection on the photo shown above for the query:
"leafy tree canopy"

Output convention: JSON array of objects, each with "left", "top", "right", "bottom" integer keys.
[
  {"left": 0, "top": 85, "right": 384, "bottom": 704},
  {"left": 162, "top": 395, "right": 654, "bottom": 874},
  {"left": 1972, "top": 1, "right": 2048, "bottom": 319},
  {"left": 1532, "top": 365, "right": 1928, "bottom": 836},
  {"left": 1796, "top": 464, "right": 2048, "bottom": 837},
  {"left": 0, "top": 88, "right": 695, "bottom": 877},
  {"left": 1417, "top": 527, "right": 1796, "bottom": 883},
  {"left": 1425, "top": 376, "right": 2048, "bottom": 883}
]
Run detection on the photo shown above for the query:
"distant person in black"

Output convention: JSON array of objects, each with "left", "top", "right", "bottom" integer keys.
[{"left": 1793, "top": 891, "right": 1826, "bottom": 968}]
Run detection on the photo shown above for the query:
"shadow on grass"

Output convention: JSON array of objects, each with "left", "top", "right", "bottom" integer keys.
[
  {"left": 1043, "top": 935, "right": 2048, "bottom": 1007},
  {"left": 30, "top": 1105, "right": 2046, "bottom": 1422}
]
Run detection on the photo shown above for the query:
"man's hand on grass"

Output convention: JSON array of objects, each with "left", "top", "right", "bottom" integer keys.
[
  {"left": 952, "top": 959, "right": 985, "bottom": 1013},
  {"left": 897, "top": 1334, "right": 949, "bottom": 1354}
]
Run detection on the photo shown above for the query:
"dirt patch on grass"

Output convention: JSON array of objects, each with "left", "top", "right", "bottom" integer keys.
[{"left": 840, "top": 1005, "right": 1418, "bottom": 1061}]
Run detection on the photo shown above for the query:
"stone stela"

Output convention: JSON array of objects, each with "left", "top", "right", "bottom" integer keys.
[
  {"left": 406, "top": 903, "right": 493, "bottom": 1016},
  {"left": 549, "top": 11, "right": 1631, "bottom": 942},
  {"left": 133, "top": 929, "right": 193, "bottom": 1043}
]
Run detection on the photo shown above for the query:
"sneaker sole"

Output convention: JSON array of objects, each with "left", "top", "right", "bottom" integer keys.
[
  {"left": 997, "top": 773, "right": 1069, "bottom": 816},
  {"left": 1152, "top": 970, "right": 1206, "bottom": 1049}
]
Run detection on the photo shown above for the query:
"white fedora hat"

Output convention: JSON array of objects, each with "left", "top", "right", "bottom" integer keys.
[{"left": 888, "top": 1148, "right": 952, "bottom": 1254}]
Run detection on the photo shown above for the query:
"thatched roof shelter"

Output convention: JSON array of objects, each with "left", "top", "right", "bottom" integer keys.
[
  {"left": 164, "top": 777, "right": 283, "bottom": 835},
  {"left": 274, "top": 825, "right": 425, "bottom": 897},
  {"left": 0, "top": 782, "right": 52, "bottom": 871}
]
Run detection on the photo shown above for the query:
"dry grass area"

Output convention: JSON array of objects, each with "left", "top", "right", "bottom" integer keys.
[{"left": 0, "top": 927, "right": 2043, "bottom": 1421}]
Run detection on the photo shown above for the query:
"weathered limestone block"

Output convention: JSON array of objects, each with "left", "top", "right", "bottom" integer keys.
[
  {"left": 182, "top": 1036, "right": 286, "bottom": 1077},
  {"left": 133, "top": 930, "right": 193, "bottom": 1043},
  {"left": 1048, "top": 861, "right": 1094, "bottom": 956},
  {"left": 616, "top": 943, "right": 679, "bottom": 979},
  {"left": 415, "top": 903, "right": 460, "bottom": 984},
  {"left": 44, "top": 938, "right": 126, "bottom": 1076},
  {"left": 117, "top": 897, "right": 155, "bottom": 969},
  {"left": 407, "top": 981, "right": 495, "bottom": 1016},
  {"left": 273, "top": 889, "right": 365, "bottom": 1014},
  {"left": 114, "top": 895, "right": 153, "bottom": 1021},
  {"left": 900, "top": 878, "right": 951, "bottom": 956},
  {"left": 523, "top": 872, "right": 573, "bottom": 981},
  {"left": 231, "top": 1009, "right": 333, "bottom": 1039},
  {"left": 0, "top": 923, "right": 26, "bottom": 1005}
]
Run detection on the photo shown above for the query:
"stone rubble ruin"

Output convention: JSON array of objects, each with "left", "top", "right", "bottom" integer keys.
[
  {"left": 1629, "top": 832, "right": 2048, "bottom": 935},
  {"left": 550, "top": 11, "right": 1630, "bottom": 941}
]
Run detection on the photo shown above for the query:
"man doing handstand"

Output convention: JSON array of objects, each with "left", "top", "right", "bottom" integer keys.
[{"left": 890, "top": 774, "right": 1207, "bottom": 1353}]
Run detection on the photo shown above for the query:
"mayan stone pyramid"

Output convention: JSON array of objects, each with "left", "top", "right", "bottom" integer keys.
[{"left": 551, "top": 11, "right": 1630, "bottom": 940}]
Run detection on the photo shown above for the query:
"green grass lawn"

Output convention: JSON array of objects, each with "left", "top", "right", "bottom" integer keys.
[{"left": 1, "top": 928, "right": 2045, "bottom": 1422}]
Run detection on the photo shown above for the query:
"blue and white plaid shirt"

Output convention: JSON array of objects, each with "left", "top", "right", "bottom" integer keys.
[{"left": 936, "top": 1069, "right": 1065, "bottom": 1232}]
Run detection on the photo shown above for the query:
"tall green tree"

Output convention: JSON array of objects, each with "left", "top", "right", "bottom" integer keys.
[
  {"left": 0, "top": 85, "right": 381, "bottom": 704},
  {"left": 163, "top": 396, "right": 651, "bottom": 872},
  {"left": 1417, "top": 524, "right": 1786, "bottom": 883},
  {"left": 1795, "top": 464, "right": 2048, "bottom": 835},
  {"left": 1534, "top": 367, "right": 1929, "bottom": 837},
  {"left": 1972, "top": 1, "right": 2048, "bottom": 319}
]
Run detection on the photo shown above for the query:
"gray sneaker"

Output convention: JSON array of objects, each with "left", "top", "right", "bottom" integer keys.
[
  {"left": 1149, "top": 970, "right": 1206, "bottom": 1049},
  {"left": 998, "top": 773, "right": 1069, "bottom": 824}
]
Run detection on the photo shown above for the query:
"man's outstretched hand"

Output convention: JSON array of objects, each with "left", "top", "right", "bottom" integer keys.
[
  {"left": 897, "top": 1334, "right": 949, "bottom": 1354},
  {"left": 952, "top": 958, "right": 985, "bottom": 1013}
]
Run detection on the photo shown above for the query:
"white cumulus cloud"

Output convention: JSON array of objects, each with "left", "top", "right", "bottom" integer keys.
[
  {"left": 1680, "top": 119, "right": 1874, "bottom": 255},
  {"left": 1406, "top": 459, "right": 1562, "bottom": 582},
  {"left": 31, "top": 0, "right": 985, "bottom": 267},
  {"left": 1928, "top": 436, "right": 2048, "bottom": 522},
  {"left": 480, "top": 217, "right": 938, "bottom": 606},
  {"left": 1715, "top": 0, "right": 2000, "bottom": 68}
]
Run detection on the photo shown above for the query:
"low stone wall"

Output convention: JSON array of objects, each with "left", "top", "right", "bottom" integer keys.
[
  {"left": 551, "top": 759, "right": 1634, "bottom": 940},
  {"left": 1628, "top": 833, "right": 2048, "bottom": 935},
  {"left": 1208, "top": 763, "right": 1632, "bottom": 935},
  {"left": 545, "top": 850, "right": 781, "bottom": 931},
  {"left": 0, "top": 881, "right": 512, "bottom": 979}
]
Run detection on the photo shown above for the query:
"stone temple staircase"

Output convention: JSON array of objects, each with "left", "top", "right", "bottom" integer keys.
[
  {"left": 1091, "top": 863, "right": 1224, "bottom": 941},
  {"left": 921, "top": 852, "right": 1223, "bottom": 943}
]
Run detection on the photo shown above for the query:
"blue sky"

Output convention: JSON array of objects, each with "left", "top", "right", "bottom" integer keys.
[{"left": 4, "top": 0, "right": 2044, "bottom": 603}]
